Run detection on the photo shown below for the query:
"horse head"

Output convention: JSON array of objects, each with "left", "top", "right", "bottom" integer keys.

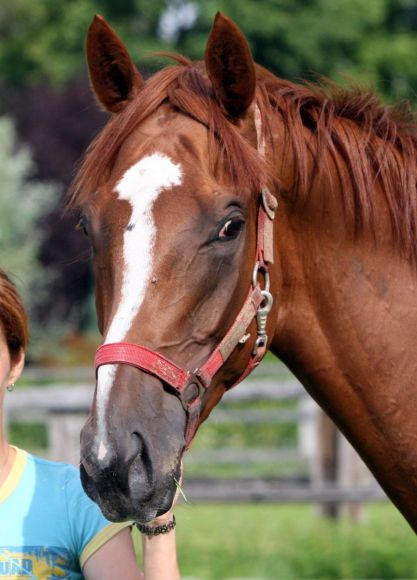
[{"left": 75, "top": 13, "right": 278, "bottom": 522}]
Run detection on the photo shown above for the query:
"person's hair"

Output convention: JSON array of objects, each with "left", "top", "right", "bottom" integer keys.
[{"left": 0, "top": 270, "right": 29, "bottom": 359}]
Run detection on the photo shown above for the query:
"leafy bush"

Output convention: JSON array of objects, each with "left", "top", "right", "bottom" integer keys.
[{"left": 0, "top": 116, "right": 58, "bottom": 350}]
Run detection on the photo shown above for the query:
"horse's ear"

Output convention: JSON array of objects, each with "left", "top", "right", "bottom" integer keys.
[
  {"left": 86, "top": 15, "right": 144, "bottom": 113},
  {"left": 205, "top": 12, "right": 256, "bottom": 119}
]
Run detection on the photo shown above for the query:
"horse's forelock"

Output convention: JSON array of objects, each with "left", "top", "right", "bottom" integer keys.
[{"left": 68, "top": 59, "right": 273, "bottom": 209}]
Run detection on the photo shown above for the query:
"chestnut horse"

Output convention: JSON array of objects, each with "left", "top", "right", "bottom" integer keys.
[{"left": 71, "top": 13, "right": 417, "bottom": 529}]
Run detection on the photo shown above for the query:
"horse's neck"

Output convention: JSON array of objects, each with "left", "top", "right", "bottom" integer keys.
[
  {"left": 272, "top": 215, "right": 417, "bottom": 392},
  {"left": 267, "top": 110, "right": 417, "bottom": 388},
  {"left": 269, "top": 195, "right": 417, "bottom": 530}
]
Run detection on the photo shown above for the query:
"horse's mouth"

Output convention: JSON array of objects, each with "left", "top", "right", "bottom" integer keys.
[{"left": 80, "top": 461, "right": 178, "bottom": 523}]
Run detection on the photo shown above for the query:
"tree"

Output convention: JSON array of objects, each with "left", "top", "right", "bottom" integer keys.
[
  {"left": 0, "top": 116, "right": 57, "bottom": 347},
  {"left": 1, "top": 0, "right": 417, "bottom": 101},
  {"left": 0, "top": 0, "right": 170, "bottom": 86},
  {"left": 177, "top": 0, "right": 417, "bottom": 101}
]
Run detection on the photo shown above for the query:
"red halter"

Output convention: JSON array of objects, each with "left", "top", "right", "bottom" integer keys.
[{"left": 95, "top": 188, "right": 277, "bottom": 448}]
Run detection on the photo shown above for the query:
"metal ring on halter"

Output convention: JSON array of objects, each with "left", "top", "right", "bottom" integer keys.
[{"left": 252, "top": 261, "right": 270, "bottom": 292}]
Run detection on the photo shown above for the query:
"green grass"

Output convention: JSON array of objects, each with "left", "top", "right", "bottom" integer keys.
[{"left": 174, "top": 503, "right": 417, "bottom": 579}]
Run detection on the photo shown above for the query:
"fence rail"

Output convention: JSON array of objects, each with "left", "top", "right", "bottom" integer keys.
[{"left": 183, "top": 478, "right": 385, "bottom": 503}]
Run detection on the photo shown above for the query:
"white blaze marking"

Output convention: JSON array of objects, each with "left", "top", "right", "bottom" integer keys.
[
  {"left": 97, "top": 440, "right": 107, "bottom": 461},
  {"left": 95, "top": 153, "right": 183, "bottom": 457}
]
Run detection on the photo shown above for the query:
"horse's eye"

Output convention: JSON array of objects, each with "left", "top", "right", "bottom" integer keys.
[
  {"left": 218, "top": 218, "right": 244, "bottom": 241},
  {"left": 76, "top": 216, "right": 89, "bottom": 237}
]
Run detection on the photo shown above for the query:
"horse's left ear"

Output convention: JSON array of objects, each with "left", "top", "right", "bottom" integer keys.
[
  {"left": 205, "top": 12, "right": 256, "bottom": 119},
  {"left": 86, "top": 15, "right": 144, "bottom": 113}
]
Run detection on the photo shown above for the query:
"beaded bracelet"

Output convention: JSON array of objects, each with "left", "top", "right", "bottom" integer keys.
[{"left": 136, "top": 515, "right": 176, "bottom": 537}]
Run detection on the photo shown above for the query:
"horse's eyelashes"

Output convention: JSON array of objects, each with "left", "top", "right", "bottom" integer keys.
[{"left": 76, "top": 216, "right": 89, "bottom": 237}]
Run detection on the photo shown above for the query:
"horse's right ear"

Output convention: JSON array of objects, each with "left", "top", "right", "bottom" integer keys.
[{"left": 86, "top": 15, "right": 144, "bottom": 113}]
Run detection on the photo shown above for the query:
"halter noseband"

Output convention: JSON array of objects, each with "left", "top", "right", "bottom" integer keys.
[{"left": 94, "top": 188, "right": 277, "bottom": 448}]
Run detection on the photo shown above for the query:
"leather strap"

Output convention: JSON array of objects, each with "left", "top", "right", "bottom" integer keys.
[
  {"left": 197, "top": 285, "right": 264, "bottom": 387},
  {"left": 95, "top": 343, "right": 189, "bottom": 391}
]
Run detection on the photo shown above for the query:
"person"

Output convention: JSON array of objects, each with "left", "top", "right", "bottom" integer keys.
[{"left": 0, "top": 269, "right": 181, "bottom": 580}]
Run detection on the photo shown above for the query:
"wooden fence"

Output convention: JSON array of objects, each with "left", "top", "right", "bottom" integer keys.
[{"left": 4, "top": 364, "right": 385, "bottom": 515}]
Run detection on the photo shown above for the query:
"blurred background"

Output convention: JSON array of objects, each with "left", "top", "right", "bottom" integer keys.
[{"left": 2, "top": 1, "right": 417, "bottom": 578}]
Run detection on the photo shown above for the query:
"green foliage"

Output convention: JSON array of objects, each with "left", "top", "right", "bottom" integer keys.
[
  {"left": 2, "top": 0, "right": 417, "bottom": 101},
  {"left": 0, "top": 116, "right": 58, "bottom": 335},
  {"left": 174, "top": 503, "right": 417, "bottom": 579},
  {"left": 178, "top": 0, "right": 417, "bottom": 101},
  {"left": 0, "top": 0, "right": 169, "bottom": 85}
]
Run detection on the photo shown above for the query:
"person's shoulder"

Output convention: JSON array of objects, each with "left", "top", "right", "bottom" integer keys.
[
  {"left": 29, "top": 453, "right": 77, "bottom": 475},
  {"left": 27, "top": 452, "right": 81, "bottom": 489}
]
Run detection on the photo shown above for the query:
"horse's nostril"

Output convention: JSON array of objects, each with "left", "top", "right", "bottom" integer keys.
[
  {"left": 131, "top": 431, "right": 150, "bottom": 467},
  {"left": 131, "top": 431, "right": 153, "bottom": 482},
  {"left": 131, "top": 431, "right": 143, "bottom": 454}
]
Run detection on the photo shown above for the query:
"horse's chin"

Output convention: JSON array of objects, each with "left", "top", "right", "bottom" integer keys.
[
  {"left": 98, "top": 495, "right": 174, "bottom": 524},
  {"left": 80, "top": 462, "right": 178, "bottom": 523}
]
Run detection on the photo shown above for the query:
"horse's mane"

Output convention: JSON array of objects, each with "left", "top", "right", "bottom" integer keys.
[
  {"left": 264, "top": 74, "right": 417, "bottom": 263},
  {"left": 69, "top": 55, "right": 417, "bottom": 264}
]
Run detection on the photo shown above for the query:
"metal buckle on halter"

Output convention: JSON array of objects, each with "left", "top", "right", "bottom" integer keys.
[
  {"left": 178, "top": 371, "right": 206, "bottom": 412},
  {"left": 252, "top": 261, "right": 274, "bottom": 355},
  {"left": 261, "top": 188, "right": 278, "bottom": 220}
]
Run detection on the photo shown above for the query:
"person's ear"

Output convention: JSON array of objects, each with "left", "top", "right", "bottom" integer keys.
[{"left": 8, "top": 349, "right": 25, "bottom": 387}]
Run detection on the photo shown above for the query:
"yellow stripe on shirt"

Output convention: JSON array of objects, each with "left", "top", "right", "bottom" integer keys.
[
  {"left": 0, "top": 447, "right": 27, "bottom": 503},
  {"left": 80, "top": 521, "right": 132, "bottom": 569}
]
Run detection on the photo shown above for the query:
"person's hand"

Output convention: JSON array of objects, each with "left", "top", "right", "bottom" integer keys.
[{"left": 139, "top": 463, "right": 182, "bottom": 580}]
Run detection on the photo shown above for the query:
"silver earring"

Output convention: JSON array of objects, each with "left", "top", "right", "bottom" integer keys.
[{"left": 6, "top": 383, "right": 15, "bottom": 392}]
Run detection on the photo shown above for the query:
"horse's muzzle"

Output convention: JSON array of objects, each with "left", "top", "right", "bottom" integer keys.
[
  {"left": 79, "top": 370, "right": 185, "bottom": 522},
  {"left": 79, "top": 436, "right": 180, "bottom": 522}
]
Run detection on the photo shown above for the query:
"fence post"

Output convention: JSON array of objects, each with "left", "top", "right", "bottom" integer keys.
[
  {"left": 298, "top": 396, "right": 320, "bottom": 466},
  {"left": 312, "top": 411, "right": 340, "bottom": 517},
  {"left": 337, "top": 432, "right": 372, "bottom": 520},
  {"left": 47, "top": 411, "right": 87, "bottom": 466}
]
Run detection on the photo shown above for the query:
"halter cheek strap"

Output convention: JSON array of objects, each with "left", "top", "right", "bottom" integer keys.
[{"left": 94, "top": 190, "right": 277, "bottom": 448}]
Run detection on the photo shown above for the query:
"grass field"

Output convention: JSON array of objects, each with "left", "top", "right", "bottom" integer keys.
[{"left": 170, "top": 503, "right": 417, "bottom": 580}]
